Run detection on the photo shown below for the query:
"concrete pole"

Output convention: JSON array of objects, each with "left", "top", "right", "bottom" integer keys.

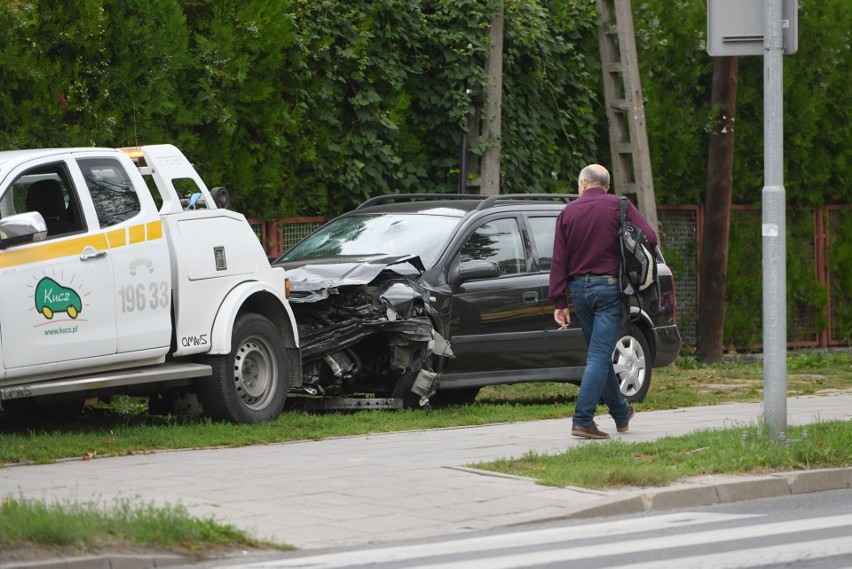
[
  {"left": 762, "top": 0, "right": 787, "bottom": 441},
  {"left": 479, "top": 2, "right": 504, "bottom": 196}
]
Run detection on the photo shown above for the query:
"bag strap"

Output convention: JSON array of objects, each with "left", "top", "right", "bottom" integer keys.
[
  {"left": 618, "top": 196, "right": 629, "bottom": 266},
  {"left": 618, "top": 196, "right": 638, "bottom": 312}
]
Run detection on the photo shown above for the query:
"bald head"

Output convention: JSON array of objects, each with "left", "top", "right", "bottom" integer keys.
[{"left": 578, "top": 164, "right": 610, "bottom": 195}]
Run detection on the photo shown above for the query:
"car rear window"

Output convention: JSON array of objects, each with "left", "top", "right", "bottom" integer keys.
[{"left": 279, "top": 213, "right": 460, "bottom": 268}]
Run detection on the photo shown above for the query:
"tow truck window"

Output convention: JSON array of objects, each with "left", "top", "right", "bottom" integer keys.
[
  {"left": 3, "top": 165, "right": 84, "bottom": 238},
  {"left": 78, "top": 158, "right": 141, "bottom": 227}
]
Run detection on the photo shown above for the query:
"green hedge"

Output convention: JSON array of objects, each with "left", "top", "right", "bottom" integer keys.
[
  {"left": 3, "top": 0, "right": 847, "bottom": 214},
  {"left": 0, "top": 0, "right": 601, "bottom": 217},
  {"left": 723, "top": 208, "right": 830, "bottom": 348},
  {"left": 635, "top": 0, "right": 851, "bottom": 207}
]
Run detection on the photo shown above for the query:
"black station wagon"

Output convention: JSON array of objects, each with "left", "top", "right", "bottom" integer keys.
[{"left": 274, "top": 194, "right": 681, "bottom": 408}]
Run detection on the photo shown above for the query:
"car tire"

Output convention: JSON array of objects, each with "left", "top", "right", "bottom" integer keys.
[
  {"left": 436, "top": 387, "right": 480, "bottom": 406},
  {"left": 198, "top": 313, "right": 288, "bottom": 424},
  {"left": 613, "top": 323, "right": 652, "bottom": 403}
]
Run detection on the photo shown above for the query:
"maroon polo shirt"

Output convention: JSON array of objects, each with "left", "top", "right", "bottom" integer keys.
[{"left": 548, "top": 187, "right": 658, "bottom": 309}]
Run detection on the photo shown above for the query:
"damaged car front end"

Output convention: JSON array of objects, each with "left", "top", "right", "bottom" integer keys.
[{"left": 283, "top": 255, "right": 452, "bottom": 407}]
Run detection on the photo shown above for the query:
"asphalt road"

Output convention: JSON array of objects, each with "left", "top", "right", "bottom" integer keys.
[{"left": 191, "top": 489, "right": 852, "bottom": 568}]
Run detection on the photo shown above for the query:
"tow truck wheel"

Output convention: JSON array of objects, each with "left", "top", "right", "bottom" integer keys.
[{"left": 198, "top": 313, "right": 288, "bottom": 424}]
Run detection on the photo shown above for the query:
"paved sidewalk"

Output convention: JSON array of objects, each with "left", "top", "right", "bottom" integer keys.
[{"left": 1, "top": 395, "right": 850, "bottom": 556}]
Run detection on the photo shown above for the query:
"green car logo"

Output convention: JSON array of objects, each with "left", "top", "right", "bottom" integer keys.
[{"left": 35, "top": 277, "right": 82, "bottom": 320}]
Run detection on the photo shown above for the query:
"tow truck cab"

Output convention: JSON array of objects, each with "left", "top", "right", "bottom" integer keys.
[{"left": 0, "top": 145, "right": 300, "bottom": 424}]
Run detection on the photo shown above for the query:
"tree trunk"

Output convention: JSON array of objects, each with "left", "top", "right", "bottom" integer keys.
[{"left": 697, "top": 56, "right": 738, "bottom": 362}]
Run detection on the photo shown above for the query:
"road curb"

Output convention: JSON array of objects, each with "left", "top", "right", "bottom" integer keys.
[
  {"left": 0, "top": 553, "right": 187, "bottom": 569},
  {"left": 565, "top": 467, "right": 852, "bottom": 520}
]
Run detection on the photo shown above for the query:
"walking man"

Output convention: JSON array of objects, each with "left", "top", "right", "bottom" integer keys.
[{"left": 549, "top": 164, "right": 658, "bottom": 439}]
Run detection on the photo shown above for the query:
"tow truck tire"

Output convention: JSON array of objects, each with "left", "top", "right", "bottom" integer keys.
[{"left": 198, "top": 313, "right": 288, "bottom": 424}]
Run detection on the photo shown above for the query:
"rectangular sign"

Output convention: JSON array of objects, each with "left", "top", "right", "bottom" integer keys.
[{"left": 707, "top": 0, "right": 798, "bottom": 56}]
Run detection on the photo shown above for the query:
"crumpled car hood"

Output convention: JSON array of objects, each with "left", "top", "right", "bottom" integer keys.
[{"left": 282, "top": 254, "right": 426, "bottom": 300}]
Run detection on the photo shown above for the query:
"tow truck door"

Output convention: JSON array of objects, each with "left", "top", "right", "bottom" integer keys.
[
  {"left": 0, "top": 158, "right": 117, "bottom": 372},
  {"left": 74, "top": 155, "right": 172, "bottom": 354}
]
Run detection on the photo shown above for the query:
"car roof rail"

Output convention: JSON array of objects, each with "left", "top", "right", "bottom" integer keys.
[
  {"left": 356, "top": 193, "right": 487, "bottom": 210},
  {"left": 475, "top": 193, "right": 576, "bottom": 210}
]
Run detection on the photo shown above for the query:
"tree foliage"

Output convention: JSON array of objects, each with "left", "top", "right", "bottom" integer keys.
[
  {"left": 0, "top": 0, "right": 191, "bottom": 148},
  {"left": 635, "top": 0, "right": 851, "bottom": 207},
  {"left": 0, "top": 0, "right": 848, "bottom": 218},
  {"left": 0, "top": 0, "right": 601, "bottom": 217}
]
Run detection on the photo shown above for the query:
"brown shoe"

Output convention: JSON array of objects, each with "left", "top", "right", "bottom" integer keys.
[
  {"left": 572, "top": 422, "right": 610, "bottom": 439},
  {"left": 616, "top": 405, "right": 635, "bottom": 433}
]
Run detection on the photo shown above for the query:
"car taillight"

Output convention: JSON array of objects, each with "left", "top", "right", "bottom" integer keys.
[{"left": 661, "top": 274, "right": 677, "bottom": 323}]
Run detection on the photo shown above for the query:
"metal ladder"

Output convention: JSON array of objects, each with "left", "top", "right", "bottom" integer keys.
[{"left": 596, "top": 0, "right": 659, "bottom": 231}]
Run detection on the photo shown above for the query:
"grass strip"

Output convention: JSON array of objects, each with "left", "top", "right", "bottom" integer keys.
[
  {"left": 0, "top": 496, "right": 287, "bottom": 557},
  {"left": 472, "top": 420, "right": 852, "bottom": 489},
  {"left": 0, "top": 402, "right": 572, "bottom": 464}
]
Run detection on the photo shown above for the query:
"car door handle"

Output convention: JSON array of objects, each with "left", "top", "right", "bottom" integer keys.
[
  {"left": 80, "top": 250, "right": 108, "bottom": 261},
  {"left": 523, "top": 291, "right": 538, "bottom": 303}
]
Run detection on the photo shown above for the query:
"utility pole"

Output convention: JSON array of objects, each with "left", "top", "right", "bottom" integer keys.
[
  {"left": 762, "top": 0, "right": 787, "bottom": 442},
  {"left": 697, "top": 55, "right": 739, "bottom": 363},
  {"left": 463, "top": 1, "right": 504, "bottom": 196},
  {"left": 707, "top": 0, "right": 797, "bottom": 442},
  {"left": 479, "top": 3, "right": 504, "bottom": 196},
  {"left": 595, "top": 0, "right": 658, "bottom": 231}
]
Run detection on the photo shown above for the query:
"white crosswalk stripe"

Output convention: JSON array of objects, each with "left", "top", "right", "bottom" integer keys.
[
  {"left": 407, "top": 514, "right": 852, "bottom": 569},
  {"left": 617, "top": 536, "right": 852, "bottom": 569},
  {"left": 235, "top": 512, "right": 852, "bottom": 569}
]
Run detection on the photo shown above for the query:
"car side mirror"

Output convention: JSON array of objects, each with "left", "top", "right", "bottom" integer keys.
[
  {"left": 458, "top": 259, "right": 501, "bottom": 282},
  {"left": 0, "top": 211, "right": 48, "bottom": 249}
]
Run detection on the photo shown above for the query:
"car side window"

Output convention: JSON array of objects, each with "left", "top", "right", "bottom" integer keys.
[
  {"left": 460, "top": 218, "right": 524, "bottom": 275},
  {"left": 527, "top": 216, "right": 557, "bottom": 270},
  {"left": 78, "top": 158, "right": 141, "bottom": 228},
  {"left": 5, "top": 164, "right": 85, "bottom": 238}
]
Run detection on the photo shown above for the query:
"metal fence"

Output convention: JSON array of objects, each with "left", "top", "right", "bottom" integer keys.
[
  {"left": 657, "top": 206, "right": 700, "bottom": 346},
  {"left": 248, "top": 217, "right": 325, "bottom": 260},
  {"left": 827, "top": 206, "right": 852, "bottom": 346},
  {"left": 658, "top": 204, "right": 851, "bottom": 349}
]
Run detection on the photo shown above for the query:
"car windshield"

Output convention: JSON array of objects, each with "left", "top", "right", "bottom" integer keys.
[{"left": 278, "top": 213, "right": 460, "bottom": 268}]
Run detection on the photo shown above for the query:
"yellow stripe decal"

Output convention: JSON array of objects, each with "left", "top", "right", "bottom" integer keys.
[
  {"left": 128, "top": 224, "right": 145, "bottom": 244},
  {"left": 146, "top": 221, "right": 163, "bottom": 240},
  {"left": 0, "top": 221, "right": 160, "bottom": 269},
  {"left": 107, "top": 228, "right": 126, "bottom": 248},
  {"left": 0, "top": 234, "right": 109, "bottom": 269}
]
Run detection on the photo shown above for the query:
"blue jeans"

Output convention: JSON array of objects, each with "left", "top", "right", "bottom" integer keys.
[{"left": 569, "top": 276, "right": 631, "bottom": 427}]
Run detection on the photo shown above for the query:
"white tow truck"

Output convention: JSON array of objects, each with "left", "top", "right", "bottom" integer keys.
[{"left": 0, "top": 144, "right": 300, "bottom": 424}]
